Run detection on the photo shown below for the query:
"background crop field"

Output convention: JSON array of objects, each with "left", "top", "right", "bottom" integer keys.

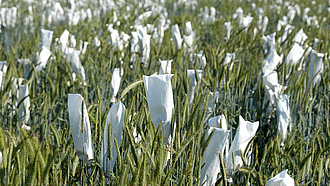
[{"left": 0, "top": 0, "right": 329, "bottom": 185}]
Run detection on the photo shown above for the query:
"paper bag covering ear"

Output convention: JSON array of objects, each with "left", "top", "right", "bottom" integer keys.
[
  {"left": 40, "top": 29, "right": 54, "bottom": 50},
  {"left": 284, "top": 43, "right": 305, "bottom": 79},
  {"left": 200, "top": 128, "right": 230, "bottom": 186},
  {"left": 227, "top": 115, "right": 259, "bottom": 174},
  {"left": 172, "top": 24, "right": 183, "bottom": 50},
  {"left": 285, "top": 43, "right": 304, "bottom": 66},
  {"left": 308, "top": 50, "right": 324, "bottom": 88},
  {"left": 187, "top": 70, "right": 203, "bottom": 105},
  {"left": 293, "top": 29, "right": 308, "bottom": 44},
  {"left": 266, "top": 169, "right": 294, "bottom": 186},
  {"left": 224, "top": 21, "right": 232, "bottom": 40},
  {"left": 263, "top": 71, "right": 279, "bottom": 107},
  {"left": 36, "top": 46, "right": 51, "bottom": 72},
  {"left": 68, "top": 94, "right": 94, "bottom": 161},
  {"left": 185, "top": 21, "right": 192, "bottom": 35},
  {"left": 195, "top": 51, "right": 207, "bottom": 69},
  {"left": 223, "top": 53, "right": 235, "bottom": 70},
  {"left": 138, "top": 28, "right": 151, "bottom": 67},
  {"left": 208, "top": 115, "right": 227, "bottom": 130},
  {"left": 18, "top": 85, "right": 30, "bottom": 125},
  {"left": 67, "top": 48, "right": 86, "bottom": 82},
  {"left": 202, "top": 92, "right": 220, "bottom": 122},
  {"left": 59, "top": 30, "right": 70, "bottom": 54},
  {"left": 0, "top": 71, "right": 3, "bottom": 89},
  {"left": 262, "top": 32, "right": 276, "bottom": 55},
  {"left": 263, "top": 48, "right": 282, "bottom": 73},
  {"left": 110, "top": 68, "right": 124, "bottom": 102},
  {"left": 275, "top": 94, "right": 291, "bottom": 146},
  {"left": 159, "top": 59, "right": 172, "bottom": 74},
  {"left": 143, "top": 74, "right": 174, "bottom": 148},
  {"left": 101, "top": 101, "right": 125, "bottom": 177},
  {"left": 208, "top": 115, "right": 229, "bottom": 163}
]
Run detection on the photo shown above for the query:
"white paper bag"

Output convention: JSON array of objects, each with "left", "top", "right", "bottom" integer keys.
[
  {"left": 172, "top": 24, "right": 183, "bottom": 50},
  {"left": 208, "top": 115, "right": 227, "bottom": 130},
  {"left": 263, "top": 49, "right": 282, "bottom": 73},
  {"left": 278, "top": 24, "right": 294, "bottom": 43},
  {"left": 110, "top": 68, "right": 124, "bottom": 102},
  {"left": 153, "top": 26, "right": 165, "bottom": 45},
  {"left": 101, "top": 101, "right": 125, "bottom": 177},
  {"left": 67, "top": 48, "right": 86, "bottom": 82},
  {"left": 159, "top": 59, "right": 172, "bottom": 74},
  {"left": 80, "top": 41, "right": 89, "bottom": 55},
  {"left": 275, "top": 94, "right": 291, "bottom": 146},
  {"left": 131, "top": 31, "right": 140, "bottom": 53},
  {"left": 59, "top": 30, "right": 70, "bottom": 54},
  {"left": 187, "top": 70, "right": 203, "bottom": 104},
  {"left": 138, "top": 28, "right": 151, "bottom": 67},
  {"left": 68, "top": 94, "right": 94, "bottom": 161},
  {"left": 223, "top": 53, "right": 235, "bottom": 70},
  {"left": 313, "top": 38, "right": 321, "bottom": 49},
  {"left": 36, "top": 46, "right": 51, "bottom": 72},
  {"left": 233, "top": 7, "right": 244, "bottom": 25},
  {"left": 130, "top": 31, "right": 139, "bottom": 63},
  {"left": 195, "top": 51, "right": 207, "bottom": 69},
  {"left": 203, "top": 92, "right": 220, "bottom": 122},
  {"left": 224, "top": 21, "right": 232, "bottom": 40},
  {"left": 293, "top": 29, "right": 308, "bottom": 44},
  {"left": 241, "top": 15, "right": 253, "bottom": 28},
  {"left": 261, "top": 16, "right": 269, "bottom": 34},
  {"left": 185, "top": 21, "right": 192, "bottom": 35},
  {"left": 263, "top": 71, "right": 279, "bottom": 106},
  {"left": 200, "top": 128, "right": 230, "bottom": 186},
  {"left": 227, "top": 115, "right": 259, "bottom": 174},
  {"left": 262, "top": 32, "right": 276, "bottom": 54},
  {"left": 143, "top": 74, "right": 174, "bottom": 147},
  {"left": 3, "top": 7, "right": 17, "bottom": 27},
  {"left": 40, "top": 29, "right": 53, "bottom": 50},
  {"left": 208, "top": 115, "right": 229, "bottom": 163},
  {"left": 0, "top": 71, "right": 2, "bottom": 89},
  {"left": 0, "top": 61, "right": 7, "bottom": 74},
  {"left": 266, "top": 169, "right": 294, "bottom": 186},
  {"left": 308, "top": 50, "right": 324, "bottom": 88},
  {"left": 285, "top": 43, "right": 304, "bottom": 78},
  {"left": 0, "top": 62, "right": 7, "bottom": 88},
  {"left": 134, "top": 11, "right": 152, "bottom": 25},
  {"left": 17, "top": 85, "right": 30, "bottom": 125},
  {"left": 183, "top": 33, "right": 195, "bottom": 54}
]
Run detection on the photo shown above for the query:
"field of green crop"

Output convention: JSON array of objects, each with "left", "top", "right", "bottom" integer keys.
[{"left": 0, "top": 0, "right": 329, "bottom": 185}]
